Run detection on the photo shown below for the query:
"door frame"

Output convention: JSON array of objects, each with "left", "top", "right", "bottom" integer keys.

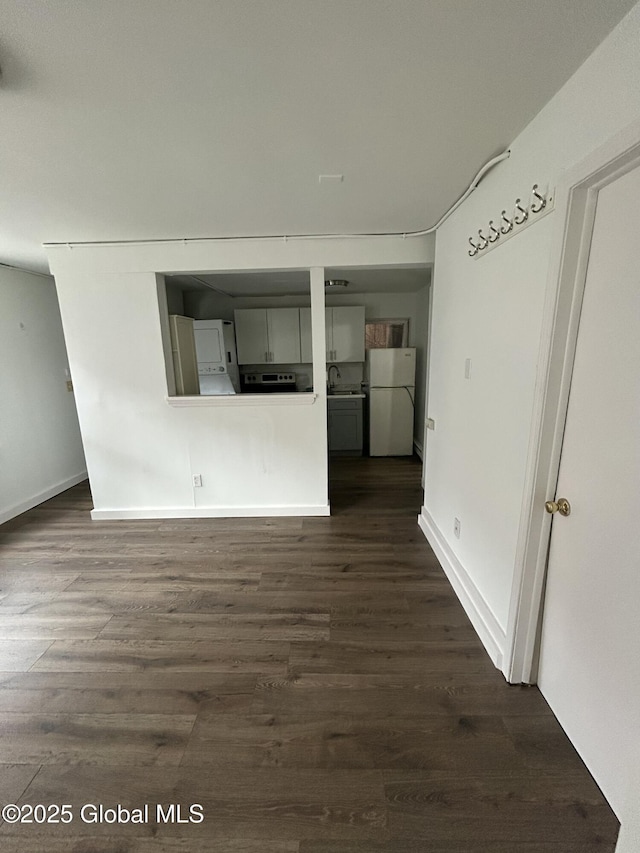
[{"left": 504, "top": 118, "right": 640, "bottom": 684}]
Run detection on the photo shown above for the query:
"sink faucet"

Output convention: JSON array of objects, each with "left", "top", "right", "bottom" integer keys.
[{"left": 327, "top": 364, "right": 341, "bottom": 390}]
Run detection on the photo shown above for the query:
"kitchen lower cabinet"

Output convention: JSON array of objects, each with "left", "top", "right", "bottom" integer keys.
[
  {"left": 234, "top": 308, "right": 301, "bottom": 364},
  {"left": 328, "top": 397, "right": 363, "bottom": 455},
  {"left": 300, "top": 306, "right": 365, "bottom": 363}
]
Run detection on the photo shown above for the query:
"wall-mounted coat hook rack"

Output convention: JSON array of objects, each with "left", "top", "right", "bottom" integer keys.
[{"left": 467, "top": 183, "right": 554, "bottom": 260}]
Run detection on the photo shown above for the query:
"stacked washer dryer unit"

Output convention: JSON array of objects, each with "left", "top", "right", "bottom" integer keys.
[{"left": 193, "top": 319, "right": 241, "bottom": 395}]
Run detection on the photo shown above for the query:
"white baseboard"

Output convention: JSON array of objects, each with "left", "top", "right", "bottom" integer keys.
[
  {"left": 418, "top": 507, "right": 506, "bottom": 669},
  {"left": 413, "top": 439, "right": 423, "bottom": 460},
  {"left": 91, "top": 504, "right": 331, "bottom": 520},
  {"left": 0, "top": 471, "right": 88, "bottom": 525}
]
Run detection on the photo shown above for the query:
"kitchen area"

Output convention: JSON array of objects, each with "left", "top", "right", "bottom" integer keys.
[{"left": 163, "top": 267, "right": 430, "bottom": 459}]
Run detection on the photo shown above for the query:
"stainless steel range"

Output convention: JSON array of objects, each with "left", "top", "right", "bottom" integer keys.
[{"left": 241, "top": 372, "right": 297, "bottom": 393}]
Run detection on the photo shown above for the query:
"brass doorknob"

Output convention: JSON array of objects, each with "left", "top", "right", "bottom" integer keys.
[{"left": 545, "top": 498, "right": 571, "bottom": 517}]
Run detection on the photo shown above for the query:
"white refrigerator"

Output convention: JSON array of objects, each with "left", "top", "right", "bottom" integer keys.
[
  {"left": 366, "top": 348, "right": 416, "bottom": 456},
  {"left": 193, "top": 319, "right": 240, "bottom": 394}
]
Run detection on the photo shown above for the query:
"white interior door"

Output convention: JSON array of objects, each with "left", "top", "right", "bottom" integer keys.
[{"left": 538, "top": 163, "right": 640, "bottom": 829}]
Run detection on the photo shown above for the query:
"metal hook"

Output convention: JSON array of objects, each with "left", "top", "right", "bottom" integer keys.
[
  {"left": 477, "top": 229, "right": 489, "bottom": 250},
  {"left": 514, "top": 198, "right": 528, "bottom": 225},
  {"left": 488, "top": 221, "right": 500, "bottom": 243},
  {"left": 468, "top": 237, "right": 479, "bottom": 257},
  {"left": 530, "top": 183, "right": 546, "bottom": 214},
  {"left": 500, "top": 210, "right": 513, "bottom": 235}
]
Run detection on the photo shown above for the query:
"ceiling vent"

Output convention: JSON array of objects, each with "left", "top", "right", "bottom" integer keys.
[{"left": 324, "top": 279, "right": 349, "bottom": 290}]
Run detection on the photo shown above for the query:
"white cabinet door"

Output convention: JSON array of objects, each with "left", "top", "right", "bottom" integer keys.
[
  {"left": 300, "top": 308, "right": 333, "bottom": 363},
  {"left": 236, "top": 305, "right": 363, "bottom": 364},
  {"left": 300, "top": 308, "right": 312, "bottom": 362},
  {"left": 234, "top": 309, "right": 269, "bottom": 364},
  {"left": 303, "top": 307, "right": 365, "bottom": 363},
  {"left": 325, "top": 308, "right": 334, "bottom": 361},
  {"left": 330, "top": 306, "right": 365, "bottom": 362},
  {"left": 268, "top": 308, "right": 301, "bottom": 363},
  {"left": 169, "top": 315, "right": 200, "bottom": 395}
]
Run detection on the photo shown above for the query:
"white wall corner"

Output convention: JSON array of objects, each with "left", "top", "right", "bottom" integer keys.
[
  {"left": 417, "top": 507, "right": 506, "bottom": 669},
  {"left": 0, "top": 471, "right": 88, "bottom": 525}
]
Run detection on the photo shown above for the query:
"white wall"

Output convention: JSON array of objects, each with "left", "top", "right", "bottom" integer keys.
[
  {"left": 410, "top": 284, "right": 430, "bottom": 457},
  {"left": 165, "top": 281, "right": 184, "bottom": 315},
  {"left": 422, "top": 0, "right": 640, "bottom": 640},
  {"left": 0, "top": 266, "right": 86, "bottom": 523},
  {"left": 420, "top": 6, "right": 640, "bottom": 849},
  {"left": 47, "top": 236, "right": 432, "bottom": 518}
]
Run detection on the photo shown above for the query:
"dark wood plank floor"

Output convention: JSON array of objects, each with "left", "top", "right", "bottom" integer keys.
[{"left": 0, "top": 457, "right": 618, "bottom": 852}]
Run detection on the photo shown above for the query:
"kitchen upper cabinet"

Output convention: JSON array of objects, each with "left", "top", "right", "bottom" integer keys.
[
  {"left": 234, "top": 308, "right": 301, "bottom": 364},
  {"left": 330, "top": 306, "right": 365, "bottom": 362},
  {"left": 268, "top": 308, "right": 301, "bottom": 363},
  {"left": 300, "top": 307, "right": 332, "bottom": 362},
  {"left": 300, "top": 307, "right": 313, "bottom": 363},
  {"left": 301, "top": 306, "right": 365, "bottom": 363},
  {"left": 234, "top": 309, "right": 268, "bottom": 364}
]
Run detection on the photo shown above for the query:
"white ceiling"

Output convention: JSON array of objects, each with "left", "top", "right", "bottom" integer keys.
[
  {"left": 0, "top": 0, "right": 636, "bottom": 273},
  {"left": 169, "top": 265, "right": 431, "bottom": 297}
]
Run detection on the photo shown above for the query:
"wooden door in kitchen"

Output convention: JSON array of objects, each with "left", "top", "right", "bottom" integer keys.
[{"left": 537, "top": 161, "right": 640, "bottom": 834}]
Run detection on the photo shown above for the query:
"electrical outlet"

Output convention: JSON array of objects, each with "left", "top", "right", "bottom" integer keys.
[
  {"left": 425, "top": 417, "right": 435, "bottom": 430},
  {"left": 464, "top": 358, "right": 472, "bottom": 380},
  {"left": 454, "top": 517, "right": 461, "bottom": 538},
  {"left": 66, "top": 380, "right": 73, "bottom": 392},
  {"left": 192, "top": 474, "right": 203, "bottom": 488}
]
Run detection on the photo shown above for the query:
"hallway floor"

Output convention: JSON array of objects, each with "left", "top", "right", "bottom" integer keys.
[{"left": 0, "top": 457, "right": 618, "bottom": 851}]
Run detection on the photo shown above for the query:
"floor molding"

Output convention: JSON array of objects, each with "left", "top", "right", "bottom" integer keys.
[
  {"left": 91, "top": 504, "right": 331, "bottom": 520},
  {"left": 0, "top": 471, "right": 88, "bottom": 525},
  {"left": 418, "top": 506, "right": 506, "bottom": 669}
]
